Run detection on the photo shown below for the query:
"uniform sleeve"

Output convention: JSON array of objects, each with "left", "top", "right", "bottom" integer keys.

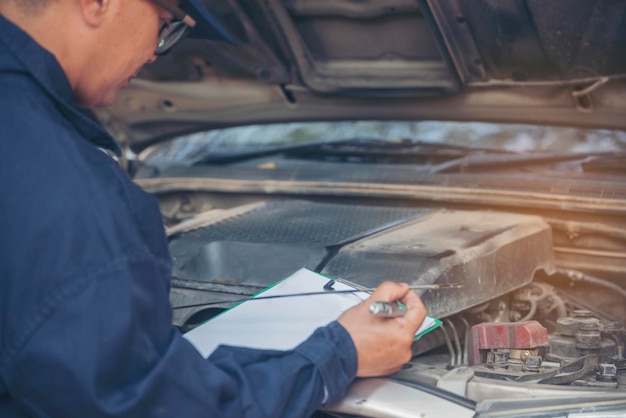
[{"left": 1, "top": 250, "right": 357, "bottom": 418}]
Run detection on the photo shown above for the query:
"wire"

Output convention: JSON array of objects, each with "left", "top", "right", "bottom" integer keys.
[
  {"left": 460, "top": 317, "right": 470, "bottom": 366},
  {"left": 447, "top": 320, "right": 463, "bottom": 367},
  {"left": 439, "top": 323, "right": 456, "bottom": 368},
  {"left": 557, "top": 268, "right": 626, "bottom": 299}
]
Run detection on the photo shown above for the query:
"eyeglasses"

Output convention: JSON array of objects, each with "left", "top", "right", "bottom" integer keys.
[{"left": 149, "top": 0, "right": 196, "bottom": 55}]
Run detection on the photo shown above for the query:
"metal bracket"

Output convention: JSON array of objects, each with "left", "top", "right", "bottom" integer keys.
[
  {"left": 571, "top": 77, "right": 609, "bottom": 113},
  {"left": 437, "top": 366, "right": 474, "bottom": 397}
]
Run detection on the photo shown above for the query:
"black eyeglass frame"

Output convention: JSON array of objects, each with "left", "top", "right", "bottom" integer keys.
[{"left": 149, "top": 0, "right": 196, "bottom": 55}]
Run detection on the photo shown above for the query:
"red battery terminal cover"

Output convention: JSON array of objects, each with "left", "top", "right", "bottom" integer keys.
[{"left": 469, "top": 320, "right": 549, "bottom": 366}]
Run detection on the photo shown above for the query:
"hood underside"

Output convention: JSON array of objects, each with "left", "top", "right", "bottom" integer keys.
[{"left": 97, "top": 0, "right": 626, "bottom": 151}]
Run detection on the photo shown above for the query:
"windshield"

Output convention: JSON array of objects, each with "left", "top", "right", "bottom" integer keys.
[{"left": 139, "top": 121, "right": 626, "bottom": 167}]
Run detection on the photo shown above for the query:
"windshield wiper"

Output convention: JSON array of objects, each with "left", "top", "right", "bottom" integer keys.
[
  {"left": 192, "top": 137, "right": 511, "bottom": 166},
  {"left": 190, "top": 137, "right": 624, "bottom": 174},
  {"left": 431, "top": 152, "right": 624, "bottom": 173},
  {"left": 581, "top": 154, "right": 626, "bottom": 174},
  {"left": 191, "top": 139, "right": 350, "bottom": 165}
]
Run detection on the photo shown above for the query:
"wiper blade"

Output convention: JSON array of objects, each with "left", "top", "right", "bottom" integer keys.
[
  {"left": 192, "top": 137, "right": 511, "bottom": 166},
  {"left": 191, "top": 139, "right": 346, "bottom": 165},
  {"left": 581, "top": 154, "right": 626, "bottom": 173},
  {"left": 287, "top": 138, "right": 511, "bottom": 164},
  {"left": 190, "top": 136, "right": 623, "bottom": 172},
  {"left": 431, "top": 152, "right": 623, "bottom": 173}
]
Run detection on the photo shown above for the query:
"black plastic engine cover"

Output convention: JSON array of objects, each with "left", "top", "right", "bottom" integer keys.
[{"left": 169, "top": 200, "right": 554, "bottom": 319}]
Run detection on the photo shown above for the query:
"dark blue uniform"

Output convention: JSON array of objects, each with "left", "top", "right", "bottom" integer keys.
[{"left": 0, "top": 14, "right": 357, "bottom": 417}]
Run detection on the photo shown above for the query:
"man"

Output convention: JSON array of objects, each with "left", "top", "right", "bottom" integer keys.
[{"left": 0, "top": 0, "right": 428, "bottom": 415}]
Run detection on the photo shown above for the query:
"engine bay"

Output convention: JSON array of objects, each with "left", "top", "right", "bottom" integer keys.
[{"left": 162, "top": 197, "right": 625, "bottom": 413}]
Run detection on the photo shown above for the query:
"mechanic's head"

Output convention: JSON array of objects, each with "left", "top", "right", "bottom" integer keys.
[{"left": 0, "top": 0, "right": 232, "bottom": 107}]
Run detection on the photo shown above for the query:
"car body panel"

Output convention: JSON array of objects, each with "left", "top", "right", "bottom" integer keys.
[{"left": 97, "top": 0, "right": 626, "bottom": 152}]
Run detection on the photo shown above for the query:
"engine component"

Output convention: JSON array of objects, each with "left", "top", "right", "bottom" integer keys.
[
  {"left": 468, "top": 320, "right": 549, "bottom": 367},
  {"left": 547, "top": 310, "right": 620, "bottom": 363},
  {"left": 523, "top": 355, "right": 543, "bottom": 372},
  {"left": 597, "top": 363, "right": 618, "bottom": 382},
  {"left": 169, "top": 201, "right": 555, "bottom": 324},
  {"left": 510, "top": 282, "right": 567, "bottom": 324},
  {"left": 618, "top": 361, "right": 626, "bottom": 390}
]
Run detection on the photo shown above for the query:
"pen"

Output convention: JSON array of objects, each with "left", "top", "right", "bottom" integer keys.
[{"left": 369, "top": 301, "right": 407, "bottom": 318}]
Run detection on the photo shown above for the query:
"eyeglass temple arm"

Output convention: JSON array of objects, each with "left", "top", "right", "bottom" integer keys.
[{"left": 151, "top": 0, "right": 196, "bottom": 27}]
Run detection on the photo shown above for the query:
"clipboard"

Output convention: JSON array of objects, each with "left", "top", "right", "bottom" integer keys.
[{"left": 184, "top": 268, "right": 441, "bottom": 358}]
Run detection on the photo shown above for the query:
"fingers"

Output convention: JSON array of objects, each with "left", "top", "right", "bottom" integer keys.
[
  {"left": 366, "top": 281, "right": 428, "bottom": 326},
  {"left": 399, "top": 289, "right": 428, "bottom": 333},
  {"left": 398, "top": 286, "right": 424, "bottom": 311},
  {"left": 340, "top": 280, "right": 428, "bottom": 377},
  {"left": 365, "top": 281, "right": 428, "bottom": 338}
]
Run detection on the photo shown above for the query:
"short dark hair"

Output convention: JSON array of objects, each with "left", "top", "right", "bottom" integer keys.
[{"left": 13, "top": 0, "right": 53, "bottom": 15}]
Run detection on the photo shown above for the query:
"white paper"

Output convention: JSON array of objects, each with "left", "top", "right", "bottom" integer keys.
[{"left": 184, "top": 268, "right": 437, "bottom": 358}]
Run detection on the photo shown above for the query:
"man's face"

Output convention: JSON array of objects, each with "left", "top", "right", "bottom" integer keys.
[{"left": 75, "top": 0, "right": 172, "bottom": 107}]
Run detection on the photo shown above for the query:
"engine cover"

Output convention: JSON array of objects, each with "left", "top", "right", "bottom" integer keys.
[{"left": 169, "top": 200, "right": 554, "bottom": 319}]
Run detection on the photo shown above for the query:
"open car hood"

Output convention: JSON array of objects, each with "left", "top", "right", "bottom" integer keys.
[
  {"left": 104, "top": 2, "right": 626, "bottom": 413},
  {"left": 97, "top": 0, "right": 626, "bottom": 152}
]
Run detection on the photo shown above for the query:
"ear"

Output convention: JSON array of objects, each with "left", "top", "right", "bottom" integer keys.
[{"left": 77, "top": 0, "right": 111, "bottom": 27}]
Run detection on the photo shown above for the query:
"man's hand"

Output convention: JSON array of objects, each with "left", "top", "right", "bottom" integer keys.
[{"left": 337, "top": 282, "right": 427, "bottom": 377}]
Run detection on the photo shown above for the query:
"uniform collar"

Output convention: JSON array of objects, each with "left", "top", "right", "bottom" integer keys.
[{"left": 0, "top": 13, "right": 121, "bottom": 155}]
